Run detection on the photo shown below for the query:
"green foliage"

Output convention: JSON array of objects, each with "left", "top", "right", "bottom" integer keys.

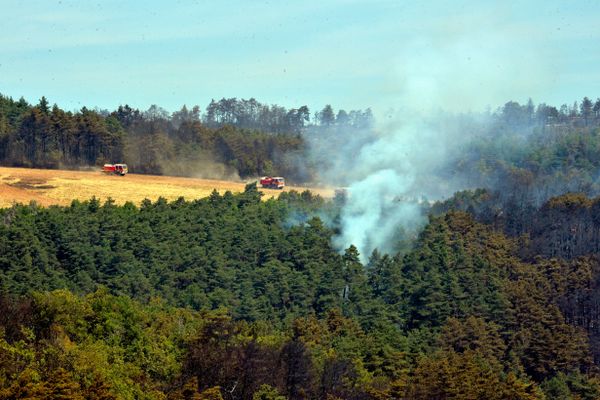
[
  {"left": 252, "top": 384, "right": 286, "bottom": 400},
  {"left": 0, "top": 289, "right": 199, "bottom": 399},
  {"left": 0, "top": 192, "right": 349, "bottom": 323},
  {"left": 541, "top": 372, "right": 600, "bottom": 400},
  {"left": 0, "top": 90, "right": 380, "bottom": 184},
  {"left": 0, "top": 94, "right": 314, "bottom": 180},
  {"left": 0, "top": 187, "right": 600, "bottom": 397},
  {"left": 406, "top": 350, "right": 543, "bottom": 400}
]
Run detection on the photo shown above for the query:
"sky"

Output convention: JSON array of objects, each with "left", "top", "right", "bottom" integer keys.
[{"left": 1, "top": 0, "right": 600, "bottom": 116}]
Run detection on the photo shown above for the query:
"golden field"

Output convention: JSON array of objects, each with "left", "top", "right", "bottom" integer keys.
[{"left": 0, "top": 166, "right": 334, "bottom": 208}]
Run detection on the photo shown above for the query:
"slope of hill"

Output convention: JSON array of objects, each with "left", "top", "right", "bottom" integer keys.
[
  {"left": 0, "top": 166, "right": 334, "bottom": 207},
  {"left": 1, "top": 192, "right": 599, "bottom": 399}
]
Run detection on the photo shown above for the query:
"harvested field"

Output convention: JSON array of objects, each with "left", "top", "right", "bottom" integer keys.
[{"left": 0, "top": 166, "right": 334, "bottom": 208}]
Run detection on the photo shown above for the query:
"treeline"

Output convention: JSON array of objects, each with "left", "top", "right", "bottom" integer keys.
[
  {"left": 436, "top": 112, "right": 600, "bottom": 245},
  {"left": 0, "top": 95, "right": 306, "bottom": 180},
  {"left": 1, "top": 188, "right": 600, "bottom": 398},
  {"left": 492, "top": 96, "right": 600, "bottom": 131},
  {"left": 4, "top": 91, "right": 600, "bottom": 187},
  {"left": 0, "top": 93, "right": 374, "bottom": 181},
  {"left": 444, "top": 109, "right": 600, "bottom": 230},
  {"left": 178, "top": 98, "right": 373, "bottom": 133}
]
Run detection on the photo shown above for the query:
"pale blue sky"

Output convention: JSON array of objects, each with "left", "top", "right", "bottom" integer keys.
[{"left": 1, "top": 0, "right": 599, "bottom": 115}]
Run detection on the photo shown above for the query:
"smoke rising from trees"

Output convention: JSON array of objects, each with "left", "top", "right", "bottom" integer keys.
[
  {"left": 312, "top": 111, "right": 475, "bottom": 261},
  {"left": 315, "top": 24, "right": 560, "bottom": 260}
]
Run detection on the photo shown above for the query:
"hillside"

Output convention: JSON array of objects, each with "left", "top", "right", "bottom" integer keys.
[
  {"left": 0, "top": 166, "right": 334, "bottom": 207},
  {"left": 1, "top": 192, "right": 599, "bottom": 399}
]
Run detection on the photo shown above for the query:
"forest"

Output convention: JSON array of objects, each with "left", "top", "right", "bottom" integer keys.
[
  {"left": 3, "top": 93, "right": 600, "bottom": 398},
  {"left": 0, "top": 94, "right": 373, "bottom": 182},
  {"left": 2, "top": 92, "right": 600, "bottom": 189},
  {"left": 0, "top": 184, "right": 600, "bottom": 399}
]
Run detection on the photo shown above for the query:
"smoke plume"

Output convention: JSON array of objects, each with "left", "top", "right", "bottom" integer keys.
[
  {"left": 310, "top": 18, "right": 554, "bottom": 261},
  {"left": 320, "top": 113, "right": 472, "bottom": 261}
]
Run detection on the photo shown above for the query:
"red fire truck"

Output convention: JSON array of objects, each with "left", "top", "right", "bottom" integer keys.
[
  {"left": 259, "top": 176, "right": 285, "bottom": 189},
  {"left": 102, "top": 164, "right": 128, "bottom": 176}
]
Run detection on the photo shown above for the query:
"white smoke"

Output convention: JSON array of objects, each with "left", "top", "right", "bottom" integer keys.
[
  {"left": 329, "top": 115, "right": 457, "bottom": 261},
  {"left": 315, "top": 17, "right": 555, "bottom": 261},
  {"left": 332, "top": 169, "right": 420, "bottom": 259}
]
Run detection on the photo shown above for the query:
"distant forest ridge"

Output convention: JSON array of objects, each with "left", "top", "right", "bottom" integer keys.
[{"left": 1, "top": 92, "right": 600, "bottom": 181}]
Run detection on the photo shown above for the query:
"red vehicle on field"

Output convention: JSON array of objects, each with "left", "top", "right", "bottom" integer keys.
[
  {"left": 102, "top": 163, "right": 128, "bottom": 176},
  {"left": 260, "top": 176, "right": 285, "bottom": 189}
]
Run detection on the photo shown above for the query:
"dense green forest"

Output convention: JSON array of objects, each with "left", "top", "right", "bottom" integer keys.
[
  {"left": 5, "top": 93, "right": 600, "bottom": 398},
  {"left": 1, "top": 185, "right": 600, "bottom": 399}
]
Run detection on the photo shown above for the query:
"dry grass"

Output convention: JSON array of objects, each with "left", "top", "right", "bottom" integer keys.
[{"left": 0, "top": 166, "right": 334, "bottom": 208}]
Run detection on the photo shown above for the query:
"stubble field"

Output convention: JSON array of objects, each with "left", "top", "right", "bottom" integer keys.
[{"left": 0, "top": 166, "right": 333, "bottom": 208}]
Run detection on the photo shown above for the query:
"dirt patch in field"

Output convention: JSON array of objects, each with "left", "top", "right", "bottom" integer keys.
[
  {"left": 0, "top": 183, "right": 55, "bottom": 207},
  {"left": 6, "top": 176, "right": 56, "bottom": 190},
  {"left": 8, "top": 182, "right": 56, "bottom": 190}
]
